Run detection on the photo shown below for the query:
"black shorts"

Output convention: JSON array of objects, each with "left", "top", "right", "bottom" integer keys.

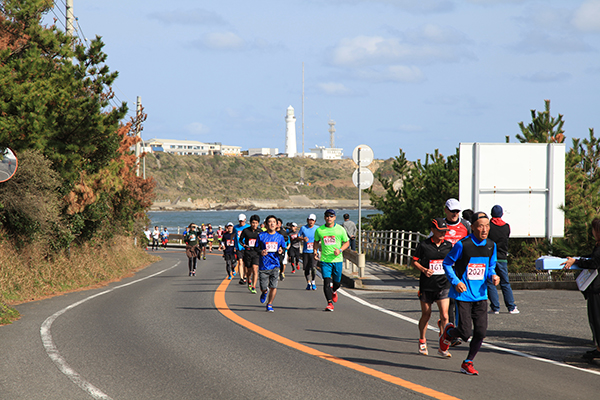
[
  {"left": 302, "top": 253, "right": 316, "bottom": 270},
  {"left": 198, "top": 242, "right": 207, "bottom": 248},
  {"left": 288, "top": 246, "right": 300, "bottom": 262},
  {"left": 418, "top": 289, "right": 450, "bottom": 304},
  {"left": 244, "top": 251, "right": 260, "bottom": 267},
  {"left": 236, "top": 249, "right": 245, "bottom": 261},
  {"left": 455, "top": 299, "right": 488, "bottom": 342}
]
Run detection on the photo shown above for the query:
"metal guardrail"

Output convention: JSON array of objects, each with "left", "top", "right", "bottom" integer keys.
[{"left": 361, "top": 230, "right": 427, "bottom": 265}]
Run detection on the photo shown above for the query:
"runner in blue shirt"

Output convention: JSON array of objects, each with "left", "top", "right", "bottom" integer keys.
[
  {"left": 440, "top": 212, "right": 500, "bottom": 375},
  {"left": 298, "top": 213, "right": 319, "bottom": 290},
  {"left": 257, "top": 215, "right": 286, "bottom": 312}
]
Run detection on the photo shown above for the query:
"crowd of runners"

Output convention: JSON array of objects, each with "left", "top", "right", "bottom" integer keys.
[{"left": 152, "top": 199, "right": 600, "bottom": 375}]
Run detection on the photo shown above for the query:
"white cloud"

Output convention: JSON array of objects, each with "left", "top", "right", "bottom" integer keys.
[
  {"left": 572, "top": 0, "right": 600, "bottom": 32},
  {"left": 201, "top": 32, "right": 245, "bottom": 50},
  {"left": 512, "top": 30, "right": 592, "bottom": 54},
  {"left": 148, "top": 9, "right": 226, "bottom": 26},
  {"left": 185, "top": 122, "right": 210, "bottom": 135},
  {"left": 521, "top": 71, "right": 571, "bottom": 83},
  {"left": 355, "top": 65, "right": 426, "bottom": 83},
  {"left": 317, "top": 82, "right": 356, "bottom": 96},
  {"left": 329, "top": 31, "right": 473, "bottom": 67}
]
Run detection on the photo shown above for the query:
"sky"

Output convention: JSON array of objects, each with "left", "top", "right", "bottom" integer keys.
[{"left": 45, "top": 0, "right": 600, "bottom": 161}]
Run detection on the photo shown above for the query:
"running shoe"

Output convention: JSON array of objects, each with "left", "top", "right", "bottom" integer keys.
[
  {"left": 260, "top": 292, "right": 268, "bottom": 304},
  {"left": 311, "top": 283, "right": 317, "bottom": 290},
  {"left": 266, "top": 304, "right": 274, "bottom": 312},
  {"left": 509, "top": 307, "right": 520, "bottom": 314},
  {"left": 227, "top": 275, "right": 232, "bottom": 280},
  {"left": 325, "top": 303, "right": 334, "bottom": 312},
  {"left": 450, "top": 337, "right": 462, "bottom": 347},
  {"left": 250, "top": 287, "right": 257, "bottom": 294},
  {"left": 489, "top": 310, "right": 500, "bottom": 314},
  {"left": 203, "top": 256, "right": 206, "bottom": 260},
  {"left": 582, "top": 349, "right": 600, "bottom": 360},
  {"left": 437, "top": 348, "right": 452, "bottom": 358},
  {"left": 233, "top": 271, "right": 237, "bottom": 277},
  {"left": 280, "top": 272, "right": 285, "bottom": 281},
  {"left": 192, "top": 270, "right": 196, "bottom": 276},
  {"left": 460, "top": 361, "right": 479, "bottom": 375},
  {"left": 306, "top": 283, "right": 312, "bottom": 290},
  {"left": 418, "top": 342, "right": 428, "bottom": 356},
  {"left": 248, "top": 285, "right": 254, "bottom": 293},
  {"left": 439, "top": 322, "right": 454, "bottom": 353},
  {"left": 239, "top": 278, "right": 246, "bottom": 285},
  {"left": 189, "top": 272, "right": 192, "bottom": 277},
  {"left": 332, "top": 291, "right": 338, "bottom": 303}
]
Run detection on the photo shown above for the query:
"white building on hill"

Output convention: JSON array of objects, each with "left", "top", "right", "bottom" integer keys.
[
  {"left": 309, "top": 145, "right": 343, "bottom": 160},
  {"left": 145, "top": 138, "right": 241, "bottom": 156},
  {"left": 248, "top": 148, "right": 279, "bottom": 156}
]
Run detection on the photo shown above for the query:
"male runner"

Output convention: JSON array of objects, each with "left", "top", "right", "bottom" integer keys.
[
  {"left": 233, "top": 214, "right": 250, "bottom": 284},
  {"left": 277, "top": 218, "right": 290, "bottom": 281},
  {"left": 206, "top": 224, "right": 214, "bottom": 253},
  {"left": 198, "top": 225, "right": 208, "bottom": 260},
  {"left": 219, "top": 223, "right": 236, "bottom": 279},
  {"left": 160, "top": 227, "right": 169, "bottom": 249},
  {"left": 257, "top": 215, "right": 286, "bottom": 312},
  {"left": 184, "top": 224, "right": 200, "bottom": 276},
  {"left": 440, "top": 212, "right": 500, "bottom": 375},
  {"left": 412, "top": 218, "right": 453, "bottom": 357},
  {"left": 288, "top": 223, "right": 302, "bottom": 273},
  {"left": 240, "top": 215, "right": 261, "bottom": 294},
  {"left": 314, "top": 209, "right": 349, "bottom": 312},
  {"left": 299, "top": 213, "right": 319, "bottom": 290}
]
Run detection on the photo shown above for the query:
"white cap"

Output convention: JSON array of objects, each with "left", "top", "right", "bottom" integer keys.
[
  {"left": 226, "top": 222, "right": 234, "bottom": 227},
  {"left": 308, "top": 213, "right": 316, "bottom": 221},
  {"left": 238, "top": 213, "right": 246, "bottom": 221},
  {"left": 292, "top": 222, "right": 298, "bottom": 227},
  {"left": 445, "top": 198, "right": 461, "bottom": 211}
]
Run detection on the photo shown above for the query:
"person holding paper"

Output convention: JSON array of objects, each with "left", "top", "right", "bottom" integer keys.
[{"left": 562, "top": 218, "right": 600, "bottom": 361}]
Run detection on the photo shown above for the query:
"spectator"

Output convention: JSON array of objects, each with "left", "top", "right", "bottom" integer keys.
[{"left": 342, "top": 213, "right": 357, "bottom": 251}]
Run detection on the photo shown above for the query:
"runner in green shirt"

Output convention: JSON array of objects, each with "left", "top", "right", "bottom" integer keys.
[{"left": 314, "top": 209, "right": 349, "bottom": 312}]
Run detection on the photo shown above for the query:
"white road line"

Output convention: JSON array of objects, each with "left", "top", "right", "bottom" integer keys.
[
  {"left": 339, "top": 288, "right": 600, "bottom": 377},
  {"left": 40, "top": 262, "right": 180, "bottom": 400}
]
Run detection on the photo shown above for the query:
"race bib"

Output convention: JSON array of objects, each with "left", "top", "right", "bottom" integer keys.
[
  {"left": 248, "top": 239, "right": 256, "bottom": 247},
  {"left": 265, "top": 242, "right": 278, "bottom": 253},
  {"left": 189, "top": 234, "right": 196, "bottom": 241},
  {"left": 429, "top": 260, "right": 445, "bottom": 275},
  {"left": 201, "top": 237, "right": 207, "bottom": 243},
  {"left": 467, "top": 263, "right": 486, "bottom": 280},
  {"left": 226, "top": 239, "right": 234, "bottom": 247},
  {"left": 290, "top": 234, "right": 298, "bottom": 240},
  {"left": 306, "top": 242, "right": 314, "bottom": 250},
  {"left": 323, "top": 236, "right": 336, "bottom": 246}
]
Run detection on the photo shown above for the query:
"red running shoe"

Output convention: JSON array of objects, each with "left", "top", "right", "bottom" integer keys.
[
  {"left": 325, "top": 303, "right": 334, "bottom": 312},
  {"left": 439, "top": 323, "right": 454, "bottom": 353},
  {"left": 460, "top": 361, "right": 479, "bottom": 375},
  {"left": 332, "top": 291, "right": 338, "bottom": 303}
]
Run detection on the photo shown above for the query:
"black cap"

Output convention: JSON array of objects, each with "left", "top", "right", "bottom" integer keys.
[
  {"left": 324, "top": 209, "right": 336, "bottom": 216},
  {"left": 431, "top": 217, "right": 449, "bottom": 231}
]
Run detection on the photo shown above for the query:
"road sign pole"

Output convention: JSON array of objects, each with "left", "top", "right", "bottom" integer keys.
[{"left": 358, "top": 148, "right": 361, "bottom": 255}]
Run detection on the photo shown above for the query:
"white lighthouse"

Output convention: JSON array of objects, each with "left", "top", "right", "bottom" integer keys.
[{"left": 284, "top": 105, "right": 297, "bottom": 157}]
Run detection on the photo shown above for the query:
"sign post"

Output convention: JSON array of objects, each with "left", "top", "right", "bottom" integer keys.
[{"left": 352, "top": 145, "right": 374, "bottom": 255}]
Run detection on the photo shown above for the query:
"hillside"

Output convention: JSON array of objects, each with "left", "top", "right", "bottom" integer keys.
[{"left": 145, "top": 153, "right": 395, "bottom": 207}]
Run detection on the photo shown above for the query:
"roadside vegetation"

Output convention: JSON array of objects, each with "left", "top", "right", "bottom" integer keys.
[
  {"left": 0, "top": 1, "right": 155, "bottom": 323},
  {"left": 367, "top": 100, "right": 600, "bottom": 273}
]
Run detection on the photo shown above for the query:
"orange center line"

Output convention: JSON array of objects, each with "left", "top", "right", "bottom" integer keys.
[{"left": 214, "top": 278, "right": 460, "bottom": 400}]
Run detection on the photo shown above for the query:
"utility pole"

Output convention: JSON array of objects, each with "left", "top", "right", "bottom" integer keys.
[
  {"left": 302, "top": 62, "right": 305, "bottom": 157},
  {"left": 135, "top": 96, "right": 142, "bottom": 177},
  {"left": 66, "top": 0, "right": 74, "bottom": 37}
]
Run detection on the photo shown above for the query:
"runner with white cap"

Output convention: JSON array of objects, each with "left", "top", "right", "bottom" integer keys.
[
  {"left": 233, "top": 213, "right": 250, "bottom": 285},
  {"left": 299, "top": 213, "right": 319, "bottom": 290}
]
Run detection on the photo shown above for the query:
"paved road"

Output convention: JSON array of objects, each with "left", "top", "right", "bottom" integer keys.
[{"left": 1, "top": 250, "right": 598, "bottom": 399}]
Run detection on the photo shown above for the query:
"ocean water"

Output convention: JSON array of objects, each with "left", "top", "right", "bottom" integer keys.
[{"left": 148, "top": 208, "right": 382, "bottom": 233}]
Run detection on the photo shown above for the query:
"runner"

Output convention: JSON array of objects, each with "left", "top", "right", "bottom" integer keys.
[
  {"left": 198, "top": 225, "right": 208, "bottom": 260},
  {"left": 288, "top": 222, "right": 302, "bottom": 273},
  {"left": 299, "top": 213, "right": 319, "bottom": 290},
  {"left": 151, "top": 226, "right": 160, "bottom": 251},
  {"left": 440, "top": 211, "right": 500, "bottom": 375},
  {"left": 184, "top": 223, "right": 200, "bottom": 276},
  {"left": 277, "top": 217, "right": 290, "bottom": 281},
  {"left": 143, "top": 227, "right": 151, "bottom": 250},
  {"left": 412, "top": 218, "right": 453, "bottom": 357},
  {"left": 160, "top": 227, "right": 169, "bottom": 249},
  {"left": 206, "top": 224, "right": 214, "bottom": 253},
  {"left": 233, "top": 214, "right": 250, "bottom": 284},
  {"left": 240, "top": 215, "right": 261, "bottom": 294},
  {"left": 216, "top": 225, "right": 224, "bottom": 248},
  {"left": 219, "top": 222, "right": 236, "bottom": 280},
  {"left": 257, "top": 215, "right": 286, "bottom": 312},
  {"left": 314, "top": 209, "right": 349, "bottom": 312}
]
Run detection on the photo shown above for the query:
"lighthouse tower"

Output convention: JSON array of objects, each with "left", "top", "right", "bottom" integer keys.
[{"left": 285, "top": 105, "right": 297, "bottom": 157}]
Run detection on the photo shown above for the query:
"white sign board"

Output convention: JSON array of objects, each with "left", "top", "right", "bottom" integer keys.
[
  {"left": 459, "top": 143, "right": 565, "bottom": 239},
  {"left": 352, "top": 145, "right": 374, "bottom": 167},
  {"left": 352, "top": 167, "right": 374, "bottom": 190}
]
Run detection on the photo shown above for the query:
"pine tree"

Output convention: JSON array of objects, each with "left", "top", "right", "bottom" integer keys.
[{"left": 516, "top": 99, "right": 565, "bottom": 144}]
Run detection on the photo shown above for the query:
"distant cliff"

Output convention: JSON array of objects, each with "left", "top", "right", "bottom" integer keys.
[{"left": 145, "top": 153, "right": 395, "bottom": 209}]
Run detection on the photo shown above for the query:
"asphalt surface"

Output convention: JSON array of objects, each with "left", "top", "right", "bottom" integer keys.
[{"left": 1, "top": 250, "right": 599, "bottom": 400}]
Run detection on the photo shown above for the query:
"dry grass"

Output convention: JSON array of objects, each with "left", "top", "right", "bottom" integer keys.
[{"left": 0, "top": 236, "right": 158, "bottom": 324}]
